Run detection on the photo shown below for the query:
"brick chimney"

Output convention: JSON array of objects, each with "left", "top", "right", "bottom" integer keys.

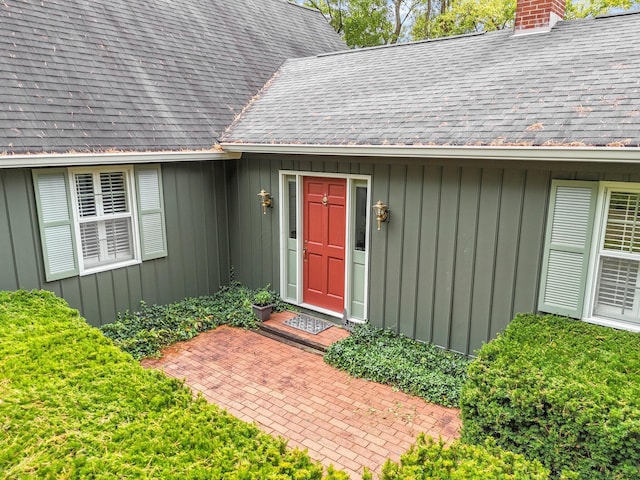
[{"left": 514, "top": 0, "right": 566, "bottom": 34}]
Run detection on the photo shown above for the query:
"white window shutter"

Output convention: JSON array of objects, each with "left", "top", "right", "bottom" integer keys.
[
  {"left": 32, "top": 169, "right": 79, "bottom": 281},
  {"left": 135, "top": 165, "right": 167, "bottom": 260},
  {"left": 538, "top": 180, "right": 598, "bottom": 318}
]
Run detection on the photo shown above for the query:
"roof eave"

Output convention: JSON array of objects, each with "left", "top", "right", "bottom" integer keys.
[
  {"left": 219, "top": 143, "right": 640, "bottom": 163},
  {"left": 0, "top": 150, "right": 241, "bottom": 169}
]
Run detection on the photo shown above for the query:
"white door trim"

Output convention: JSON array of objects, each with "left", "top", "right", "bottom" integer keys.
[{"left": 278, "top": 170, "right": 371, "bottom": 322}]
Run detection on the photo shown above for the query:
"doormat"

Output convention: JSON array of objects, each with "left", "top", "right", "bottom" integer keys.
[{"left": 284, "top": 314, "right": 333, "bottom": 335}]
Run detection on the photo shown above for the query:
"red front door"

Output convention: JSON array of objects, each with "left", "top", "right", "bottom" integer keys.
[{"left": 303, "top": 177, "right": 346, "bottom": 312}]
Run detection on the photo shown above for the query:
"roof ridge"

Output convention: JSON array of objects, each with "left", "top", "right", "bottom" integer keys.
[
  {"left": 596, "top": 8, "right": 640, "bottom": 19},
  {"left": 316, "top": 31, "right": 487, "bottom": 58},
  {"left": 281, "top": 0, "right": 327, "bottom": 14}
]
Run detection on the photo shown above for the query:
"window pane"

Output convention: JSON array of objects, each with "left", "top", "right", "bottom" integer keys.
[
  {"left": 80, "top": 218, "right": 133, "bottom": 268},
  {"left": 594, "top": 256, "right": 640, "bottom": 323},
  {"left": 604, "top": 192, "right": 640, "bottom": 253},
  {"left": 288, "top": 179, "right": 296, "bottom": 239},
  {"left": 75, "top": 173, "right": 96, "bottom": 217},
  {"left": 105, "top": 218, "right": 133, "bottom": 260},
  {"left": 100, "top": 172, "right": 127, "bottom": 214},
  {"left": 80, "top": 222, "right": 100, "bottom": 265},
  {"left": 354, "top": 186, "right": 367, "bottom": 251}
]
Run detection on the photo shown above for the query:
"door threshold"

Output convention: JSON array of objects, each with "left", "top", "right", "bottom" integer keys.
[
  {"left": 295, "top": 303, "right": 367, "bottom": 326},
  {"left": 298, "top": 303, "right": 342, "bottom": 321}
]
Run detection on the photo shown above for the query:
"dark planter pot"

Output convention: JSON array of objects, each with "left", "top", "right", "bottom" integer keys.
[{"left": 252, "top": 304, "right": 273, "bottom": 321}]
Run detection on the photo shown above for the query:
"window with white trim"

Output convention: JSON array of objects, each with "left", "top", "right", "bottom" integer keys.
[
  {"left": 33, "top": 164, "right": 167, "bottom": 281},
  {"left": 592, "top": 189, "right": 640, "bottom": 325},
  {"left": 72, "top": 168, "right": 136, "bottom": 270},
  {"left": 539, "top": 180, "right": 640, "bottom": 331}
]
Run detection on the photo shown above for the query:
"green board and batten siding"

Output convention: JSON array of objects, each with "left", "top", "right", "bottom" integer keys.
[
  {"left": 227, "top": 154, "right": 640, "bottom": 355},
  {"left": 0, "top": 162, "right": 231, "bottom": 326},
  {"left": 5, "top": 154, "right": 640, "bottom": 354}
]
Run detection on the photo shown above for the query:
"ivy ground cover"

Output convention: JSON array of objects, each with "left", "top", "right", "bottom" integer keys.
[
  {"left": 325, "top": 324, "right": 470, "bottom": 407},
  {"left": 0, "top": 290, "right": 345, "bottom": 479},
  {"left": 101, "top": 282, "right": 288, "bottom": 360}
]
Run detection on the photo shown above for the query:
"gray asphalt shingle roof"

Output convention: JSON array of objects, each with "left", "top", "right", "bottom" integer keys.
[
  {"left": 223, "top": 12, "right": 640, "bottom": 148},
  {"left": 1, "top": 0, "right": 345, "bottom": 154}
]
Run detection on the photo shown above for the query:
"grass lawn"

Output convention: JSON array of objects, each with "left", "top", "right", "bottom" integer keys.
[{"left": 0, "top": 290, "right": 345, "bottom": 479}]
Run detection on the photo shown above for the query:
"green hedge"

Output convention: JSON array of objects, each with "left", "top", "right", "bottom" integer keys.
[
  {"left": 0, "top": 290, "right": 345, "bottom": 479},
  {"left": 370, "top": 434, "right": 552, "bottom": 479},
  {"left": 101, "top": 282, "right": 288, "bottom": 359},
  {"left": 460, "top": 313, "right": 640, "bottom": 479},
  {"left": 324, "top": 324, "right": 470, "bottom": 407}
]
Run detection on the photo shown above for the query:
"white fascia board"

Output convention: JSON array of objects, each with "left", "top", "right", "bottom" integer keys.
[
  {"left": 219, "top": 143, "right": 640, "bottom": 163},
  {"left": 0, "top": 150, "right": 241, "bottom": 169}
]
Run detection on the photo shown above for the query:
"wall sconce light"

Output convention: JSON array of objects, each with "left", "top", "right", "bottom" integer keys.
[
  {"left": 258, "top": 189, "right": 272, "bottom": 214},
  {"left": 372, "top": 200, "right": 389, "bottom": 230}
]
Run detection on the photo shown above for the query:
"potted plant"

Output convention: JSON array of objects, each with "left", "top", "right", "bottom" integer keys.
[{"left": 251, "top": 288, "right": 274, "bottom": 321}]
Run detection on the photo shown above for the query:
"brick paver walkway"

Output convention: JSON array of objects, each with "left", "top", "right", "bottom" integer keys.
[{"left": 142, "top": 323, "right": 461, "bottom": 479}]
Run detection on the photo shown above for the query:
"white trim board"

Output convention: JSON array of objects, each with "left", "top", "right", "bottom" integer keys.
[
  {"left": 1, "top": 150, "right": 241, "bottom": 169},
  {"left": 222, "top": 143, "right": 640, "bottom": 163}
]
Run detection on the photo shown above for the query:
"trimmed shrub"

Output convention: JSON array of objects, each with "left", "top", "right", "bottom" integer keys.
[
  {"left": 371, "top": 434, "right": 552, "bottom": 479},
  {"left": 460, "top": 313, "right": 640, "bottom": 479},
  {"left": 0, "top": 290, "right": 346, "bottom": 479},
  {"left": 101, "top": 282, "right": 289, "bottom": 359},
  {"left": 324, "top": 324, "right": 470, "bottom": 407}
]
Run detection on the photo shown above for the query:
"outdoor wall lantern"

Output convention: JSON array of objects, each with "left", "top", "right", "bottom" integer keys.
[
  {"left": 258, "top": 189, "right": 272, "bottom": 214},
  {"left": 372, "top": 200, "right": 389, "bottom": 230}
]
